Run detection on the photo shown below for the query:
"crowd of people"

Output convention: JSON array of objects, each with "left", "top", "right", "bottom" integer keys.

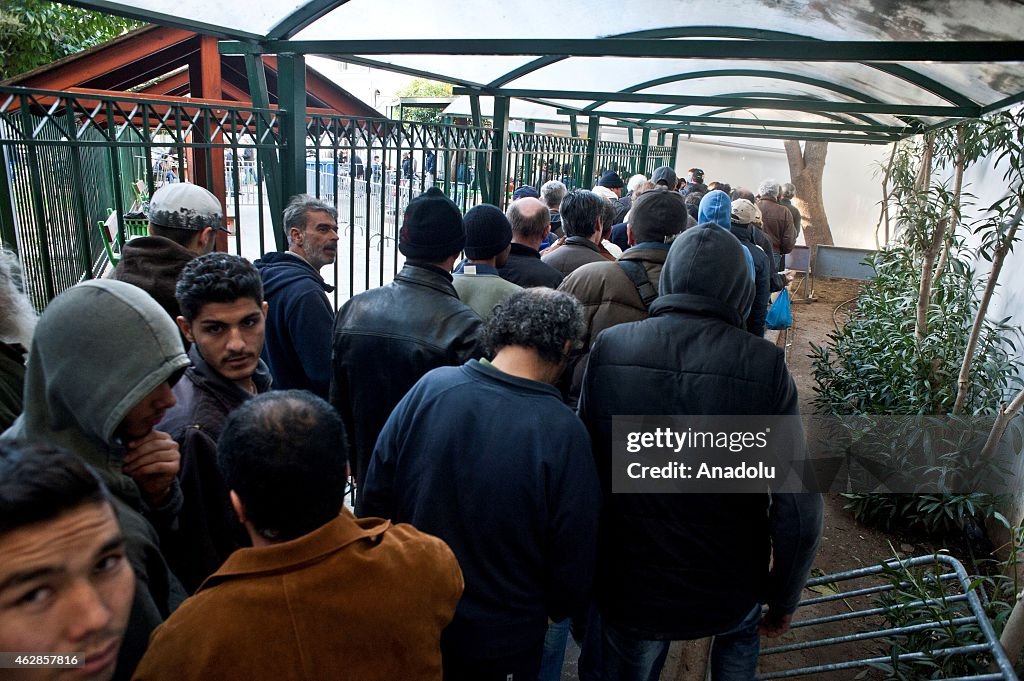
[{"left": 0, "top": 163, "right": 821, "bottom": 681}]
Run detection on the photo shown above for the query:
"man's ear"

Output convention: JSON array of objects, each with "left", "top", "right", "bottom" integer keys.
[
  {"left": 229, "top": 490, "right": 247, "bottom": 524},
  {"left": 196, "top": 226, "right": 214, "bottom": 250},
  {"left": 626, "top": 224, "right": 636, "bottom": 247},
  {"left": 289, "top": 226, "right": 304, "bottom": 249},
  {"left": 176, "top": 316, "right": 195, "bottom": 343},
  {"left": 261, "top": 301, "right": 269, "bottom": 317}
]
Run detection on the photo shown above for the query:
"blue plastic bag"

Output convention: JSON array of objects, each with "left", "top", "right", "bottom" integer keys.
[{"left": 765, "top": 288, "right": 793, "bottom": 330}]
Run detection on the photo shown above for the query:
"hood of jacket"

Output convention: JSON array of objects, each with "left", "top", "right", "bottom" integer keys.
[
  {"left": 4, "top": 279, "right": 190, "bottom": 501},
  {"left": 697, "top": 190, "right": 732, "bottom": 230},
  {"left": 254, "top": 251, "right": 334, "bottom": 299},
  {"left": 654, "top": 223, "right": 754, "bottom": 328}
]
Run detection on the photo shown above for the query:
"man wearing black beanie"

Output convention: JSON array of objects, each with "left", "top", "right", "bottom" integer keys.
[
  {"left": 453, "top": 204, "right": 522, "bottom": 320},
  {"left": 330, "top": 187, "right": 484, "bottom": 511}
]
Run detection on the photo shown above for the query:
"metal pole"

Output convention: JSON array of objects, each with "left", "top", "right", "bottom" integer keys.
[
  {"left": 244, "top": 53, "right": 286, "bottom": 251},
  {"left": 489, "top": 96, "right": 510, "bottom": 209},
  {"left": 639, "top": 127, "right": 651, "bottom": 177},
  {"left": 583, "top": 116, "right": 599, "bottom": 190},
  {"left": 277, "top": 53, "right": 308, "bottom": 200}
]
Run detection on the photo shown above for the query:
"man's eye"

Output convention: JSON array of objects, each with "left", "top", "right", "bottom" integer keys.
[
  {"left": 14, "top": 585, "right": 53, "bottom": 608},
  {"left": 202, "top": 326, "right": 223, "bottom": 335},
  {"left": 241, "top": 318, "right": 258, "bottom": 328},
  {"left": 95, "top": 553, "right": 125, "bottom": 574}
]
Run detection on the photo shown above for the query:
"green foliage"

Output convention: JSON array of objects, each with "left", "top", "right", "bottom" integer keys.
[
  {"left": 0, "top": 1, "right": 141, "bottom": 80},
  {"left": 813, "top": 111, "right": 1024, "bottom": 537},
  {"left": 394, "top": 78, "right": 453, "bottom": 124}
]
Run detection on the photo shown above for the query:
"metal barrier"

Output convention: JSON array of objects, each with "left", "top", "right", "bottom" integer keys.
[
  {"left": 757, "top": 554, "right": 1017, "bottom": 680},
  {"left": 0, "top": 84, "right": 672, "bottom": 309}
]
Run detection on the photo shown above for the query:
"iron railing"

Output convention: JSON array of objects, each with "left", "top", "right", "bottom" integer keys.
[
  {"left": 0, "top": 84, "right": 674, "bottom": 309},
  {"left": 756, "top": 554, "right": 1017, "bottom": 680}
]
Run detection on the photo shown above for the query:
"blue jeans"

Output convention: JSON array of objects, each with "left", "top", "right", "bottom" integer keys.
[
  {"left": 584, "top": 603, "right": 763, "bottom": 681},
  {"left": 538, "top": 618, "right": 571, "bottom": 681}
]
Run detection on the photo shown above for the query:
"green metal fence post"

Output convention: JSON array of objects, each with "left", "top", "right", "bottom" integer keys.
[
  {"left": 670, "top": 131, "right": 680, "bottom": 170},
  {"left": 21, "top": 95, "right": 55, "bottom": 301},
  {"left": 488, "top": 96, "right": 510, "bottom": 208},
  {"left": 469, "top": 95, "right": 489, "bottom": 205},
  {"left": 0, "top": 143, "right": 17, "bottom": 253},
  {"left": 244, "top": 53, "right": 286, "bottom": 251},
  {"left": 583, "top": 116, "right": 599, "bottom": 189},
  {"left": 523, "top": 120, "right": 534, "bottom": 188},
  {"left": 639, "top": 127, "right": 651, "bottom": 176},
  {"left": 65, "top": 104, "right": 93, "bottom": 279},
  {"left": 277, "top": 53, "right": 308, "bottom": 200}
]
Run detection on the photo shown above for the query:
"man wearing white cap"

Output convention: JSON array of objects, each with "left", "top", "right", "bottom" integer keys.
[{"left": 113, "top": 182, "right": 227, "bottom": 325}]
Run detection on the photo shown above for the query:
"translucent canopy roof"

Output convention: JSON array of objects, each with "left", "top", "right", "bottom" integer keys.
[{"left": 64, "top": 0, "right": 1024, "bottom": 143}]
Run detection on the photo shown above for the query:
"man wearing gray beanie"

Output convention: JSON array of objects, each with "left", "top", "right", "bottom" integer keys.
[
  {"left": 330, "top": 187, "right": 484, "bottom": 511},
  {"left": 453, "top": 204, "right": 523, "bottom": 320}
]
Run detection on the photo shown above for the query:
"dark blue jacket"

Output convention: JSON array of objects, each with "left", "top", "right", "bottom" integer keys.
[
  {"left": 254, "top": 252, "right": 335, "bottom": 398},
  {"left": 363, "top": 360, "right": 599, "bottom": 659},
  {"left": 730, "top": 223, "right": 772, "bottom": 337}
]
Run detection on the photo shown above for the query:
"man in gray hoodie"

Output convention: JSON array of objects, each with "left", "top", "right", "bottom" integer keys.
[{"left": 2, "top": 279, "right": 190, "bottom": 678}]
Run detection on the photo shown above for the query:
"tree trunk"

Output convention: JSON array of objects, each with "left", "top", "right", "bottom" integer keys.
[
  {"left": 784, "top": 140, "right": 834, "bottom": 248},
  {"left": 913, "top": 133, "right": 940, "bottom": 344},
  {"left": 952, "top": 203, "right": 1024, "bottom": 414},
  {"left": 933, "top": 126, "right": 966, "bottom": 292}
]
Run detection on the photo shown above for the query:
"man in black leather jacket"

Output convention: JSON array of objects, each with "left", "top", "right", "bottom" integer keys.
[{"left": 330, "top": 187, "right": 484, "bottom": 512}]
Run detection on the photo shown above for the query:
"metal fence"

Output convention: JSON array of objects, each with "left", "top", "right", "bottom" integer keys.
[
  {"left": 0, "top": 84, "right": 676, "bottom": 309},
  {"left": 757, "top": 554, "right": 1017, "bottom": 680}
]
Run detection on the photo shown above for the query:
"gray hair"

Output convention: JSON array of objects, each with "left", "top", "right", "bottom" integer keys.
[
  {"left": 540, "top": 180, "right": 567, "bottom": 210},
  {"left": 483, "top": 288, "right": 585, "bottom": 366},
  {"left": 758, "top": 179, "right": 781, "bottom": 199},
  {"left": 627, "top": 173, "right": 648, "bottom": 193},
  {"left": 0, "top": 250, "right": 37, "bottom": 348},
  {"left": 781, "top": 182, "right": 796, "bottom": 200},
  {"left": 560, "top": 190, "right": 606, "bottom": 238},
  {"left": 506, "top": 198, "right": 550, "bottom": 239},
  {"left": 284, "top": 194, "right": 338, "bottom": 245}
]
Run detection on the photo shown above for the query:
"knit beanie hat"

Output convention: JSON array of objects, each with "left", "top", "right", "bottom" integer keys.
[
  {"left": 463, "top": 204, "right": 513, "bottom": 260},
  {"left": 399, "top": 187, "right": 465, "bottom": 261}
]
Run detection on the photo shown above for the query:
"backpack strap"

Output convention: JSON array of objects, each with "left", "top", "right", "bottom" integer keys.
[{"left": 617, "top": 260, "right": 658, "bottom": 308}]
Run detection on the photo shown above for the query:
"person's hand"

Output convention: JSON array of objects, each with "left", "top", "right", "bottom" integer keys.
[
  {"left": 123, "top": 430, "right": 181, "bottom": 507},
  {"left": 540, "top": 235, "right": 566, "bottom": 256},
  {"left": 759, "top": 610, "right": 793, "bottom": 638},
  {"left": 783, "top": 269, "right": 796, "bottom": 284}
]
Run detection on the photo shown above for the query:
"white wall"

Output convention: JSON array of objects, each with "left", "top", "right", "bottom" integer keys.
[{"left": 672, "top": 135, "right": 887, "bottom": 249}]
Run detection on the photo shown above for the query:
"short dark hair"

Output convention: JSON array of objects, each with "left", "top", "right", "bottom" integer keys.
[
  {"left": 175, "top": 253, "right": 263, "bottom": 322},
  {"left": 217, "top": 391, "right": 348, "bottom": 542},
  {"left": 484, "top": 288, "right": 584, "bottom": 365},
  {"left": 560, "top": 190, "right": 606, "bottom": 238},
  {"left": 150, "top": 223, "right": 198, "bottom": 247},
  {"left": 0, "top": 441, "right": 109, "bottom": 536}
]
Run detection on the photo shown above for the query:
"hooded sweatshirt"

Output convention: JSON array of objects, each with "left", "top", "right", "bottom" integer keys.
[
  {"left": 577, "top": 224, "right": 822, "bottom": 639},
  {"left": 254, "top": 251, "right": 335, "bottom": 399},
  {"left": 2, "top": 279, "right": 190, "bottom": 678}
]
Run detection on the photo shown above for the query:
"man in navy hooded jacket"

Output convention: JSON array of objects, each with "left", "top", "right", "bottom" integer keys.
[{"left": 254, "top": 194, "right": 338, "bottom": 399}]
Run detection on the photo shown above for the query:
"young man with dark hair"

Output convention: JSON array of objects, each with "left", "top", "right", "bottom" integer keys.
[
  {"left": 134, "top": 391, "right": 463, "bottom": 681},
  {"left": 363, "top": 288, "right": 599, "bottom": 681},
  {"left": 331, "top": 187, "right": 483, "bottom": 512},
  {"left": 255, "top": 193, "right": 339, "bottom": 398},
  {"left": 157, "top": 253, "right": 272, "bottom": 593},
  {"left": 0, "top": 442, "right": 136, "bottom": 681},
  {"left": 113, "top": 183, "right": 227, "bottom": 327},
  {"left": 541, "top": 189, "right": 612, "bottom": 276}
]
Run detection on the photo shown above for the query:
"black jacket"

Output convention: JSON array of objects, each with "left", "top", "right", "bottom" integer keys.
[
  {"left": 158, "top": 346, "right": 272, "bottom": 593},
  {"left": 254, "top": 252, "right": 335, "bottom": 398},
  {"left": 498, "top": 242, "right": 564, "bottom": 289},
  {"left": 330, "top": 263, "right": 484, "bottom": 508},
  {"left": 578, "top": 224, "right": 822, "bottom": 640}
]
